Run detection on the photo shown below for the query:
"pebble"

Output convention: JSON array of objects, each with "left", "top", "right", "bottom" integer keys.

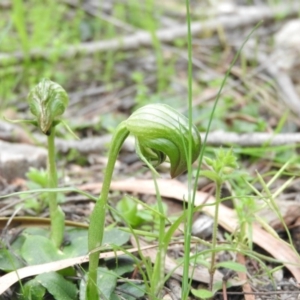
[{"left": 192, "top": 214, "right": 214, "bottom": 238}]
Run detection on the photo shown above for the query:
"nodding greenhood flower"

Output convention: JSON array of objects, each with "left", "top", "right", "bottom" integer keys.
[
  {"left": 124, "top": 104, "right": 201, "bottom": 178},
  {"left": 27, "top": 78, "right": 69, "bottom": 135}
]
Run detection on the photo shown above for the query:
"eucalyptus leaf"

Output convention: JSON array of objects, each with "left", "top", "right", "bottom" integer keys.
[{"left": 36, "top": 272, "right": 78, "bottom": 300}]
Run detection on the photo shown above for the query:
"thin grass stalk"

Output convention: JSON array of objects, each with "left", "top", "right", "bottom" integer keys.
[
  {"left": 182, "top": 0, "right": 195, "bottom": 298},
  {"left": 150, "top": 175, "right": 166, "bottom": 298},
  {"left": 209, "top": 180, "right": 222, "bottom": 290}
]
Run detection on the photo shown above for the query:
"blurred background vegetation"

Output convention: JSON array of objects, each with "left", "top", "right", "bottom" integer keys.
[{"left": 0, "top": 0, "right": 299, "bottom": 138}]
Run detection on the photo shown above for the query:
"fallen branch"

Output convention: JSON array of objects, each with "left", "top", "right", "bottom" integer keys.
[
  {"left": 49, "top": 132, "right": 300, "bottom": 153},
  {"left": 199, "top": 131, "right": 300, "bottom": 147},
  {"left": 2, "top": 120, "right": 300, "bottom": 154},
  {"left": 0, "top": 4, "right": 299, "bottom": 66}
]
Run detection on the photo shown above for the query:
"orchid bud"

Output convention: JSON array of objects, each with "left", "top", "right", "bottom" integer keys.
[
  {"left": 124, "top": 104, "right": 201, "bottom": 178},
  {"left": 27, "top": 78, "right": 69, "bottom": 135}
]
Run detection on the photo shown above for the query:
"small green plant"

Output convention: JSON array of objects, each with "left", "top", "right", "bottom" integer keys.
[
  {"left": 114, "top": 195, "right": 154, "bottom": 228},
  {"left": 20, "top": 167, "right": 65, "bottom": 213},
  {"left": 86, "top": 103, "right": 201, "bottom": 299},
  {"left": 25, "top": 78, "right": 69, "bottom": 248},
  {"left": 202, "top": 148, "right": 239, "bottom": 291}
]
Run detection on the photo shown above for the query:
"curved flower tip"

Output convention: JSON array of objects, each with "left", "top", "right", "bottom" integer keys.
[
  {"left": 27, "top": 79, "right": 69, "bottom": 134},
  {"left": 124, "top": 103, "right": 201, "bottom": 178}
]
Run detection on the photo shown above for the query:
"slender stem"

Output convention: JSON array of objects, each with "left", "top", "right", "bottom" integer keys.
[
  {"left": 151, "top": 175, "right": 166, "bottom": 297},
  {"left": 47, "top": 128, "right": 58, "bottom": 211},
  {"left": 86, "top": 123, "right": 129, "bottom": 300},
  {"left": 47, "top": 127, "right": 65, "bottom": 248},
  {"left": 182, "top": 0, "right": 194, "bottom": 298},
  {"left": 209, "top": 180, "right": 222, "bottom": 290}
]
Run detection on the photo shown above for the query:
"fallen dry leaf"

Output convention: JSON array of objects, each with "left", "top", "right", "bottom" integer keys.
[
  {"left": 0, "top": 217, "right": 89, "bottom": 229},
  {"left": 236, "top": 253, "right": 255, "bottom": 300}
]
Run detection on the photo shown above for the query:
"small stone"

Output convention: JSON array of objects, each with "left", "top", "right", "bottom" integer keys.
[
  {"left": 0, "top": 141, "right": 47, "bottom": 182},
  {"left": 192, "top": 214, "right": 214, "bottom": 238}
]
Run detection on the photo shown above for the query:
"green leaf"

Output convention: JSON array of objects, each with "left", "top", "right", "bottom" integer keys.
[
  {"left": 21, "top": 235, "right": 65, "bottom": 265},
  {"left": 102, "top": 228, "right": 131, "bottom": 246},
  {"left": 0, "top": 248, "right": 25, "bottom": 271},
  {"left": 194, "top": 256, "right": 210, "bottom": 269},
  {"left": 79, "top": 267, "right": 118, "bottom": 300},
  {"left": 21, "top": 278, "right": 46, "bottom": 300},
  {"left": 26, "top": 167, "right": 48, "bottom": 187},
  {"left": 201, "top": 170, "right": 221, "bottom": 183},
  {"left": 116, "top": 196, "right": 144, "bottom": 227},
  {"left": 23, "top": 227, "right": 49, "bottom": 236},
  {"left": 27, "top": 78, "right": 69, "bottom": 134},
  {"left": 191, "top": 288, "right": 214, "bottom": 299},
  {"left": 63, "top": 228, "right": 88, "bottom": 257},
  {"left": 0, "top": 235, "right": 25, "bottom": 271},
  {"left": 204, "top": 156, "right": 214, "bottom": 167},
  {"left": 63, "top": 228, "right": 130, "bottom": 257},
  {"left": 116, "top": 282, "right": 146, "bottom": 300},
  {"left": 216, "top": 261, "right": 247, "bottom": 273},
  {"left": 107, "top": 256, "right": 136, "bottom": 276},
  {"left": 36, "top": 272, "right": 78, "bottom": 300},
  {"left": 124, "top": 103, "right": 201, "bottom": 178}
]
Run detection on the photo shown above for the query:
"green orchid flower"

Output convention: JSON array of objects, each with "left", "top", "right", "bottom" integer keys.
[
  {"left": 27, "top": 78, "right": 69, "bottom": 135},
  {"left": 87, "top": 103, "right": 201, "bottom": 299},
  {"left": 125, "top": 103, "right": 201, "bottom": 177},
  {"left": 26, "top": 79, "right": 69, "bottom": 247}
]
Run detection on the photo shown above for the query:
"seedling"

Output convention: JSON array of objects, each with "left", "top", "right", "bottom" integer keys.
[
  {"left": 86, "top": 103, "right": 201, "bottom": 299},
  {"left": 202, "top": 148, "right": 239, "bottom": 291},
  {"left": 20, "top": 167, "right": 65, "bottom": 213}
]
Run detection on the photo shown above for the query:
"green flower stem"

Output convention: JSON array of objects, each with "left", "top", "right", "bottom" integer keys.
[
  {"left": 209, "top": 179, "right": 222, "bottom": 290},
  {"left": 85, "top": 103, "right": 200, "bottom": 299},
  {"left": 47, "top": 127, "right": 65, "bottom": 248},
  {"left": 86, "top": 123, "right": 129, "bottom": 300},
  {"left": 151, "top": 177, "right": 166, "bottom": 297}
]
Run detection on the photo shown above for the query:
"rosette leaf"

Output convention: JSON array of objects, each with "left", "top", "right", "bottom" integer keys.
[
  {"left": 27, "top": 78, "right": 69, "bottom": 134},
  {"left": 124, "top": 103, "right": 201, "bottom": 178}
]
